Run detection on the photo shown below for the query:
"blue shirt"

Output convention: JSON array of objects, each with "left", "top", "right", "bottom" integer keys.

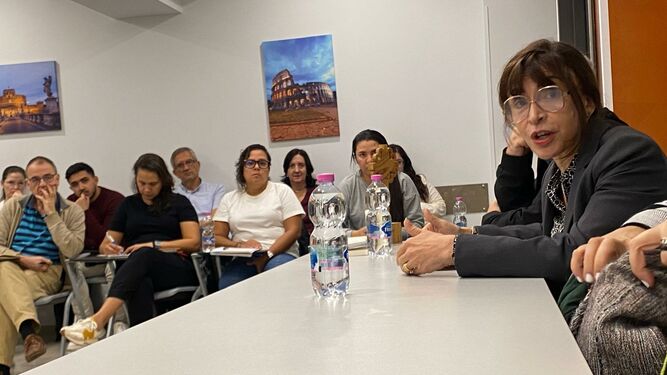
[
  {"left": 174, "top": 180, "right": 224, "bottom": 217},
  {"left": 12, "top": 205, "right": 60, "bottom": 263}
]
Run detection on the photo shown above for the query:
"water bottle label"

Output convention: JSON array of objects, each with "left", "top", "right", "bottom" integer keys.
[
  {"left": 310, "top": 245, "right": 346, "bottom": 271},
  {"left": 381, "top": 221, "right": 391, "bottom": 237},
  {"left": 309, "top": 247, "right": 318, "bottom": 269},
  {"left": 368, "top": 223, "right": 379, "bottom": 234}
]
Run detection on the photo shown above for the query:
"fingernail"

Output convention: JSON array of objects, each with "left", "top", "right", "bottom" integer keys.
[
  {"left": 641, "top": 280, "right": 650, "bottom": 288},
  {"left": 595, "top": 272, "right": 600, "bottom": 281},
  {"left": 575, "top": 276, "right": 583, "bottom": 283},
  {"left": 585, "top": 273, "right": 594, "bottom": 283}
]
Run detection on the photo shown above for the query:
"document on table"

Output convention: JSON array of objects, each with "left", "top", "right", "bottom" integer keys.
[
  {"left": 347, "top": 236, "right": 367, "bottom": 250},
  {"left": 210, "top": 247, "right": 267, "bottom": 257}
]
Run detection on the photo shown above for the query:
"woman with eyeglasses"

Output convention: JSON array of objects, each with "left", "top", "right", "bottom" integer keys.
[
  {"left": 339, "top": 129, "right": 424, "bottom": 237},
  {"left": 281, "top": 148, "right": 317, "bottom": 255},
  {"left": 389, "top": 144, "right": 447, "bottom": 219},
  {"left": 397, "top": 39, "right": 667, "bottom": 302},
  {"left": 0, "top": 166, "right": 26, "bottom": 211},
  {"left": 213, "top": 144, "right": 304, "bottom": 290}
]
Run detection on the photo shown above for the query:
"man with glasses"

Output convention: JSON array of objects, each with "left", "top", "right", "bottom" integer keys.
[
  {"left": 171, "top": 147, "right": 225, "bottom": 217},
  {"left": 65, "top": 162, "right": 125, "bottom": 336},
  {"left": 0, "top": 156, "right": 84, "bottom": 373}
]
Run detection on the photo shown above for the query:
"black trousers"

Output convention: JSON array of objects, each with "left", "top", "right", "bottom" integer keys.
[{"left": 108, "top": 247, "right": 197, "bottom": 326}]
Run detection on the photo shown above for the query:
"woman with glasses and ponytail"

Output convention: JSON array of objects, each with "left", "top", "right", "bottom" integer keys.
[
  {"left": 397, "top": 39, "right": 667, "bottom": 302},
  {"left": 213, "top": 144, "right": 304, "bottom": 290}
]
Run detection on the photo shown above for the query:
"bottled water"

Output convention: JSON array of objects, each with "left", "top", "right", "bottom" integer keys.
[
  {"left": 308, "top": 173, "right": 349, "bottom": 298},
  {"left": 365, "top": 174, "right": 392, "bottom": 256},
  {"left": 199, "top": 214, "right": 215, "bottom": 252},
  {"left": 453, "top": 196, "right": 468, "bottom": 227}
]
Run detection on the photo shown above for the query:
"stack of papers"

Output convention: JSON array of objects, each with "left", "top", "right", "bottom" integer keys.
[{"left": 347, "top": 236, "right": 367, "bottom": 250}]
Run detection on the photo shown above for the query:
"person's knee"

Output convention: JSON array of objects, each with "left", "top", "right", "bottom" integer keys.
[{"left": 265, "top": 254, "right": 296, "bottom": 271}]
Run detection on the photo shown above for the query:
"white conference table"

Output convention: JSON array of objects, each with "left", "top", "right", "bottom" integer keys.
[{"left": 27, "top": 253, "right": 592, "bottom": 374}]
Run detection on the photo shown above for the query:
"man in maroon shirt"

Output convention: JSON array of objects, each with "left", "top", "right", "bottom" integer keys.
[
  {"left": 66, "top": 163, "right": 124, "bottom": 251},
  {"left": 65, "top": 162, "right": 126, "bottom": 332}
]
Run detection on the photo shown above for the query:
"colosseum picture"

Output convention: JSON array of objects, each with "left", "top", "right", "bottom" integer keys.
[{"left": 261, "top": 35, "right": 339, "bottom": 141}]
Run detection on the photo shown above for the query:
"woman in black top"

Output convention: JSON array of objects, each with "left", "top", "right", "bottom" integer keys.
[{"left": 61, "top": 153, "right": 200, "bottom": 346}]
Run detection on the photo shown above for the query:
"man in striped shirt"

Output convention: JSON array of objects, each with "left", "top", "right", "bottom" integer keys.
[{"left": 0, "top": 156, "right": 84, "bottom": 374}]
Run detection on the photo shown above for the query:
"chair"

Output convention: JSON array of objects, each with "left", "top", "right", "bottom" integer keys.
[
  {"left": 107, "top": 252, "right": 210, "bottom": 335},
  {"left": 34, "top": 290, "right": 72, "bottom": 357}
]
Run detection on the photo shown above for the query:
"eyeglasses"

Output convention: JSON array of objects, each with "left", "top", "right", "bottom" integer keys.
[
  {"left": 243, "top": 159, "right": 270, "bottom": 169},
  {"left": 175, "top": 159, "right": 198, "bottom": 170},
  {"left": 28, "top": 174, "right": 56, "bottom": 185},
  {"left": 503, "top": 85, "right": 569, "bottom": 125}
]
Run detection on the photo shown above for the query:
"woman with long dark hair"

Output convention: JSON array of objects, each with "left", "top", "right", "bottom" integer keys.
[
  {"left": 339, "top": 129, "right": 424, "bottom": 236},
  {"left": 214, "top": 144, "right": 304, "bottom": 289},
  {"left": 61, "top": 153, "right": 200, "bottom": 345},
  {"left": 281, "top": 148, "right": 317, "bottom": 255},
  {"left": 389, "top": 144, "right": 447, "bottom": 219}
]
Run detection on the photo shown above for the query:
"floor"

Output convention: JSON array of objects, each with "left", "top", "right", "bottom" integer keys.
[{"left": 11, "top": 327, "right": 63, "bottom": 374}]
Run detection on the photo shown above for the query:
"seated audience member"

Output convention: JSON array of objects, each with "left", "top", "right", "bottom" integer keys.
[
  {"left": 60, "top": 153, "right": 200, "bottom": 345},
  {"left": 567, "top": 208, "right": 667, "bottom": 375},
  {"left": 339, "top": 130, "right": 424, "bottom": 236},
  {"left": 482, "top": 128, "right": 548, "bottom": 226},
  {"left": 65, "top": 162, "right": 125, "bottom": 327},
  {"left": 214, "top": 144, "right": 304, "bottom": 290},
  {"left": 171, "top": 147, "right": 225, "bottom": 217},
  {"left": 0, "top": 157, "right": 84, "bottom": 373},
  {"left": 396, "top": 39, "right": 667, "bottom": 300},
  {"left": 0, "top": 166, "right": 26, "bottom": 211},
  {"left": 389, "top": 144, "right": 447, "bottom": 219},
  {"left": 281, "top": 148, "right": 317, "bottom": 255}
]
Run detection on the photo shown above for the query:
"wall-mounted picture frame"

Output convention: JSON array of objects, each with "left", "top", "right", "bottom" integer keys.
[
  {"left": 0, "top": 61, "right": 61, "bottom": 136},
  {"left": 261, "top": 34, "right": 339, "bottom": 142}
]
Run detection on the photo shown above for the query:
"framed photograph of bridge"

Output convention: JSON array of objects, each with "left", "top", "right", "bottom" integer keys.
[
  {"left": 261, "top": 34, "right": 340, "bottom": 142},
  {"left": 0, "top": 61, "right": 62, "bottom": 136}
]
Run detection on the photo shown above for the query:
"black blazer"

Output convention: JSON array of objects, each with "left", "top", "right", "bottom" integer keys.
[
  {"left": 455, "top": 108, "right": 667, "bottom": 294},
  {"left": 481, "top": 151, "right": 548, "bottom": 226}
]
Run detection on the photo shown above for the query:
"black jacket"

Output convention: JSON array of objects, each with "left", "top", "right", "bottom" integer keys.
[{"left": 455, "top": 108, "right": 667, "bottom": 295}]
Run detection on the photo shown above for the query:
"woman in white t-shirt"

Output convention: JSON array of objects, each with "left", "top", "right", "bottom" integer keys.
[{"left": 213, "top": 144, "right": 304, "bottom": 290}]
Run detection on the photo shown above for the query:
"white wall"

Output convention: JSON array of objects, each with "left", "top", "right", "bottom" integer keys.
[{"left": 0, "top": 0, "right": 555, "bottom": 213}]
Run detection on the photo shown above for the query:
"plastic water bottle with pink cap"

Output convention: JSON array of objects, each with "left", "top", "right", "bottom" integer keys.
[
  {"left": 308, "top": 173, "right": 349, "bottom": 298},
  {"left": 365, "top": 174, "right": 392, "bottom": 256}
]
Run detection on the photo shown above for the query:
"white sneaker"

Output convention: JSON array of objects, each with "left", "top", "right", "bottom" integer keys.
[
  {"left": 60, "top": 317, "right": 106, "bottom": 346},
  {"left": 113, "top": 321, "right": 128, "bottom": 334}
]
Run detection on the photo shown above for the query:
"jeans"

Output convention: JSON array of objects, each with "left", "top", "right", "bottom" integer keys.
[{"left": 218, "top": 253, "right": 296, "bottom": 290}]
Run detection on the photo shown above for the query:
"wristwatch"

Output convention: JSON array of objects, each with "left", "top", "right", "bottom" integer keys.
[
  {"left": 267, "top": 250, "right": 274, "bottom": 259},
  {"left": 153, "top": 240, "right": 162, "bottom": 250}
]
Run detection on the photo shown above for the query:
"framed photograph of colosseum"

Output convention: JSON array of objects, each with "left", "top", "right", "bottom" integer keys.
[
  {"left": 0, "top": 61, "right": 62, "bottom": 136},
  {"left": 261, "top": 34, "right": 339, "bottom": 141}
]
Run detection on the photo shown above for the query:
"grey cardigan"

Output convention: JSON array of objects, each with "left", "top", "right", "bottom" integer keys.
[{"left": 455, "top": 108, "right": 667, "bottom": 294}]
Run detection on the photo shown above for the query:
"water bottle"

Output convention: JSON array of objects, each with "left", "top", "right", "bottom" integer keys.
[
  {"left": 308, "top": 173, "right": 350, "bottom": 298},
  {"left": 453, "top": 196, "right": 468, "bottom": 227},
  {"left": 365, "top": 174, "right": 392, "bottom": 256},
  {"left": 199, "top": 214, "right": 215, "bottom": 252}
]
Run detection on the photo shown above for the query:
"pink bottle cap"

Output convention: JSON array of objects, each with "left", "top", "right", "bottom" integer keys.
[{"left": 317, "top": 173, "right": 335, "bottom": 183}]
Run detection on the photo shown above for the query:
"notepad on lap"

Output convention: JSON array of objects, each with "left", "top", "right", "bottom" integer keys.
[{"left": 210, "top": 247, "right": 266, "bottom": 257}]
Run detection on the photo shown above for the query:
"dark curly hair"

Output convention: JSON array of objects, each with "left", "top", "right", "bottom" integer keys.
[{"left": 235, "top": 144, "right": 271, "bottom": 190}]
